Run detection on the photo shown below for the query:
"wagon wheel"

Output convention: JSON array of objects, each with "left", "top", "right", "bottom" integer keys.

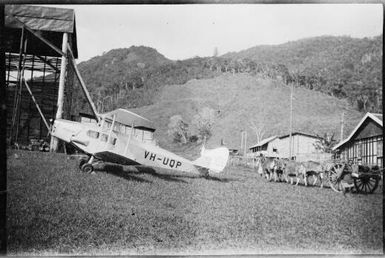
[
  {"left": 328, "top": 163, "right": 345, "bottom": 192},
  {"left": 353, "top": 175, "right": 379, "bottom": 194}
]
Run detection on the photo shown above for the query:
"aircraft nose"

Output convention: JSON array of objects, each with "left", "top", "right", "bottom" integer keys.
[{"left": 51, "top": 119, "right": 83, "bottom": 143}]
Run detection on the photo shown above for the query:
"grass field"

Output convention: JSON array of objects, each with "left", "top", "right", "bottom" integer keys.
[{"left": 7, "top": 150, "right": 383, "bottom": 255}]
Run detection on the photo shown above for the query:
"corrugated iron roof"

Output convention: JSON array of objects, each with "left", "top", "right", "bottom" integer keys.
[
  {"left": 249, "top": 135, "right": 277, "bottom": 149},
  {"left": 279, "top": 132, "right": 320, "bottom": 140},
  {"left": 5, "top": 5, "right": 78, "bottom": 58},
  {"left": 372, "top": 113, "right": 383, "bottom": 122},
  {"left": 5, "top": 5, "right": 75, "bottom": 33},
  {"left": 333, "top": 112, "right": 383, "bottom": 151}
]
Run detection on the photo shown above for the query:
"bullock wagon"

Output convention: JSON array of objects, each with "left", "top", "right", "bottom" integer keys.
[{"left": 328, "top": 162, "right": 382, "bottom": 194}]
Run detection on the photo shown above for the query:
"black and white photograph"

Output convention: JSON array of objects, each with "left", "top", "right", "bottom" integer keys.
[{"left": 2, "top": 2, "right": 383, "bottom": 255}]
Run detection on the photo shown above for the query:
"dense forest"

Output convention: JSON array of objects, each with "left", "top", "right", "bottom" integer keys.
[
  {"left": 224, "top": 35, "right": 383, "bottom": 112},
  {"left": 71, "top": 35, "right": 382, "bottom": 117}
]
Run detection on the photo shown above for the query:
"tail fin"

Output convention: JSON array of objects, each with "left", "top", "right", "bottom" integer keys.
[{"left": 193, "top": 146, "right": 229, "bottom": 173}]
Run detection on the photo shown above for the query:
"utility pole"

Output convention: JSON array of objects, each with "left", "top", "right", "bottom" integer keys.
[
  {"left": 240, "top": 130, "right": 247, "bottom": 156},
  {"left": 340, "top": 112, "right": 344, "bottom": 141},
  {"left": 244, "top": 131, "right": 247, "bottom": 157},
  {"left": 289, "top": 82, "right": 293, "bottom": 159},
  {"left": 240, "top": 131, "right": 243, "bottom": 154}
]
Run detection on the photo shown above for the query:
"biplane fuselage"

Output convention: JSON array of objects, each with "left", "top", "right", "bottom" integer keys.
[{"left": 51, "top": 109, "right": 229, "bottom": 175}]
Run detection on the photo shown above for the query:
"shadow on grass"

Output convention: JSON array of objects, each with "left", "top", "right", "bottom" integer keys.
[
  {"left": 198, "top": 175, "right": 238, "bottom": 183},
  {"left": 98, "top": 163, "right": 238, "bottom": 184},
  {"left": 97, "top": 164, "right": 153, "bottom": 183},
  {"left": 99, "top": 164, "right": 189, "bottom": 184}
]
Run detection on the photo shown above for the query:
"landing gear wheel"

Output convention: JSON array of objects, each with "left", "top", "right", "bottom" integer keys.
[
  {"left": 353, "top": 175, "right": 379, "bottom": 194},
  {"left": 199, "top": 168, "right": 210, "bottom": 178},
  {"left": 328, "top": 163, "right": 345, "bottom": 192},
  {"left": 81, "top": 163, "right": 94, "bottom": 174},
  {"left": 79, "top": 158, "right": 87, "bottom": 169}
]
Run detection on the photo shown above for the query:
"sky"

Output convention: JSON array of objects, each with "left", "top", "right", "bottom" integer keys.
[{"left": 51, "top": 4, "right": 383, "bottom": 62}]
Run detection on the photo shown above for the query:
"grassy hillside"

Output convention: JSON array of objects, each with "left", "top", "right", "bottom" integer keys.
[
  {"left": 71, "top": 47, "right": 217, "bottom": 114},
  {"left": 132, "top": 73, "right": 363, "bottom": 151},
  {"left": 7, "top": 150, "right": 383, "bottom": 255},
  {"left": 70, "top": 35, "right": 381, "bottom": 119},
  {"left": 223, "top": 35, "right": 382, "bottom": 112}
]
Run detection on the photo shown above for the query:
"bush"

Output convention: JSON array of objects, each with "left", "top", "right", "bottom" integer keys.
[
  {"left": 192, "top": 107, "right": 216, "bottom": 140},
  {"left": 167, "top": 115, "right": 189, "bottom": 144}
]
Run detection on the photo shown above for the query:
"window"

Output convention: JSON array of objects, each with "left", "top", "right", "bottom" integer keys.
[
  {"left": 125, "top": 126, "right": 132, "bottom": 135},
  {"left": 103, "top": 121, "right": 112, "bottom": 130},
  {"left": 100, "top": 134, "right": 108, "bottom": 142},
  {"left": 120, "top": 124, "right": 126, "bottom": 134},
  {"left": 109, "top": 137, "right": 117, "bottom": 145},
  {"left": 143, "top": 131, "right": 153, "bottom": 141},
  {"left": 134, "top": 129, "right": 142, "bottom": 140},
  {"left": 378, "top": 140, "right": 383, "bottom": 157},
  {"left": 86, "top": 130, "right": 99, "bottom": 139},
  {"left": 359, "top": 136, "right": 383, "bottom": 166},
  {"left": 113, "top": 122, "right": 121, "bottom": 132}
]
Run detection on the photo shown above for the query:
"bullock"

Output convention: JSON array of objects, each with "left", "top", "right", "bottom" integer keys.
[
  {"left": 281, "top": 159, "right": 332, "bottom": 187},
  {"left": 256, "top": 156, "right": 280, "bottom": 182},
  {"left": 280, "top": 159, "right": 305, "bottom": 185},
  {"left": 300, "top": 160, "right": 325, "bottom": 188}
]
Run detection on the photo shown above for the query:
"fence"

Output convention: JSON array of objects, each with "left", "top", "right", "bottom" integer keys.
[
  {"left": 229, "top": 155, "right": 260, "bottom": 169},
  {"left": 295, "top": 153, "right": 333, "bottom": 163}
]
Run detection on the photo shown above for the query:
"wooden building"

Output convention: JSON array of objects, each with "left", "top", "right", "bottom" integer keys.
[
  {"left": 249, "top": 135, "right": 278, "bottom": 157},
  {"left": 333, "top": 113, "right": 383, "bottom": 167},
  {"left": 5, "top": 5, "right": 78, "bottom": 145},
  {"left": 249, "top": 132, "right": 324, "bottom": 160},
  {"left": 275, "top": 132, "right": 322, "bottom": 160}
]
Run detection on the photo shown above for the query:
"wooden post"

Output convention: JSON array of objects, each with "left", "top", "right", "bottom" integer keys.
[
  {"left": 340, "top": 112, "right": 344, "bottom": 141},
  {"left": 289, "top": 82, "right": 293, "bottom": 159},
  {"left": 50, "top": 33, "right": 68, "bottom": 152},
  {"left": 10, "top": 26, "right": 24, "bottom": 143},
  {"left": 244, "top": 131, "right": 247, "bottom": 157},
  {"left": 240, "top": 131, "right": 243, "bottom": 151},
  {"left": 14, "top": 37, "right": 28, "bottom": 144},
  {"left": 22, "top": 79, "right": 50, "bottom": 131},
  {"left": 0, "top": 5, "right": 7, "bottom": 254}
]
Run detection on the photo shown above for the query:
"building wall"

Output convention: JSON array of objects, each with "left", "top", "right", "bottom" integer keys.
[
  {"left": 250, "top": 141, "right": 279, "bottom": 157},
  {"left": 273, "top": 135, "right": 319, "bottom": 159},
  {"left": 339, "top": 120, "right": 383, "bottom": 167}
]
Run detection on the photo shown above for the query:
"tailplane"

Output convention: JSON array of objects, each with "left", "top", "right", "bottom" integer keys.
[{"left": 193, "top": 146, "right": 229, "bottom": 173}]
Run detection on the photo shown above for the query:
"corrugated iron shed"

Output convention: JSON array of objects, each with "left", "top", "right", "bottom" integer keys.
[
  {"left": 5, "top": 5, "right": 78, "bottom": 58},
  {"left": 5, "top": 5, "right": 79, "bottom": 146}
]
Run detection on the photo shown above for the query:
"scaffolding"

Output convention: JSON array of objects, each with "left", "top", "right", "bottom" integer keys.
[{"left": 4, "top": 5, "right": 78, "bottom": 148}]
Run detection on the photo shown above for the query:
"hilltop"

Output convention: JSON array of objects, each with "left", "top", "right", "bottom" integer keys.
[
  {"left": 222, "top": 35, "right": 382, "bottom": 112},
  {"left": 71, "top": 35, "right": 382, "bottom": 118},
  {"left": 132, "top": 73, "right": 363, "bottom": 151}
]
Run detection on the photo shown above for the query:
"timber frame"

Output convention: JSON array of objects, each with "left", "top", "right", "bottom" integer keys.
[{"left": 4, "top": 5, "right": 78, "bottom": 150}]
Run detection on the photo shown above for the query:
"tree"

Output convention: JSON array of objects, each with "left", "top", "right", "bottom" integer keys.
[
  {"left": 313, "top": 132, "right": 337, "bottom": 153},
  {"left": 249, "top": 120, "right": 265, "bottom": 144},
  {"left": 167, "top": 115, "right": 189, "bottom": 144},
  {"left": 192, "top": 107, "right": 216, "bottom": 140}
]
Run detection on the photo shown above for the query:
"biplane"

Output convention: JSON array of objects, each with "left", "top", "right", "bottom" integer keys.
[{"left": 51, "top": 108, "right": 229, "bottom": 176}]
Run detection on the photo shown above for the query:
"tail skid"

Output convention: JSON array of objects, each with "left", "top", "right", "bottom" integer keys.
[{"left": 193, "top": 146, "right": 229, "bottom": 173}]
